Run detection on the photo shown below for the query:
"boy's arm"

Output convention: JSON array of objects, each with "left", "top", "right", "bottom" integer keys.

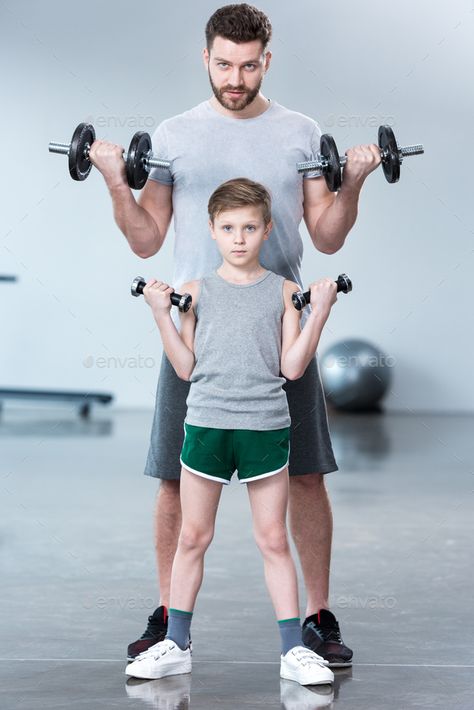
[
  {"left": 280, "top": 279, "right": 335, "bottom": 381},
  {"left": 149, "top": 280, "right": 197, "bottom": 381}
]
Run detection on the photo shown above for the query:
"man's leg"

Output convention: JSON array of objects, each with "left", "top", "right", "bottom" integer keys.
[
  {"left": 154, "top": 480, "right": 182, "bottom": 609},
  {"left": 288, "top": 473, "right": 352, "bottom": 667},
  {"left": 287, "top": 472, "right": 332, "bottom": 617}
]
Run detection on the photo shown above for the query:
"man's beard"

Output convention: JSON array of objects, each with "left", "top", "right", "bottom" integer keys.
[{"left": 208, "top": 68, "right": 264, "bottom": 111}]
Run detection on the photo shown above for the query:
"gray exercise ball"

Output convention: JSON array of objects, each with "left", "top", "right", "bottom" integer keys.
[{"left": 319, "top": 339, "right": 393, "bottom": 411}]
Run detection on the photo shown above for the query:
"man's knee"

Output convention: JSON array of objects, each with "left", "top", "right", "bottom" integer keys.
[
  {"left": 156, "top": 478, "right": 181, "bottom": 510},
  {"left": 158, "top": 478, "right": 180, "bottom": 495},
  {"left": 289, "top": 472, "right": 326, "bottom": 495}
]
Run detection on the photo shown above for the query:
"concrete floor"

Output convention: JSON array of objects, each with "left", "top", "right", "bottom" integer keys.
[{"left": 1, "top": 406, "right": 473, "bottom": 709}]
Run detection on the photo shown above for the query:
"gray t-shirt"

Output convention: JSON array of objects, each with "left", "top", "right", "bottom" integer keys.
[{"left": 148, "top": 98, "right": 322, "bottom": 328}]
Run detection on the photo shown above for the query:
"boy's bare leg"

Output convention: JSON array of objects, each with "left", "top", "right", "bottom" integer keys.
[
  {"left": 154, "top": 480, "right": 182, "bottom": 609},
  {"left": 247, "top": 468, "right": 299, "bottom": 619},
  {"left": 169, "top": 467, "right": 223, "bottom": 611},
  {"left": 288, "top": 474, "right": 333, "bottom": 616}
]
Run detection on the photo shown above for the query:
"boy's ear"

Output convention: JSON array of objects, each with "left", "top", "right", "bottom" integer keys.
[
  {"left": 264, "top": 220, "right": 273, "bottom": 238},
  {"left": 209, "top": 218, "right": 216, "bottom": 239}
]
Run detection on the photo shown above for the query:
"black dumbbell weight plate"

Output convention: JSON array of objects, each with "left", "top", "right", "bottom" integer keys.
[
  {"left": 320, "top": 134, "right": 342, "bottom": 192},
  {"left": 69, "top": 123, "right": 95, "bottom": 181},
  {"left": 126, "top": 131, "right": 152, "bottom": 190},
  {"left": 378, "top": 125, "right": 400, "bottom": 183}
]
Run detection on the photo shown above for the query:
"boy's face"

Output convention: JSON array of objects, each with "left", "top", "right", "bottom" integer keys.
[
  {"left": 203, "top": 36, "right": 272, "bottom": 112},
  {"left": 209, "top": 205, "right": 272, "bottom": 265}
]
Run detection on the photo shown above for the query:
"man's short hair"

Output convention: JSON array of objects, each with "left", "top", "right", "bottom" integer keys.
[
  {"left": 208, "top": 177, "right": 272, "bottom": 225},
  {"left": 205, "top": 4, "right": 272, "bottom": 52}
]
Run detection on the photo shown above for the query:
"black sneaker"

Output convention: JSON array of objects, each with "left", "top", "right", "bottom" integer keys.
[
  {"left": 127, "top": 606, "right": 169, "bottom": 661},
  {"left": 302, "top": 609, "right": 353, "bottom": 668}
]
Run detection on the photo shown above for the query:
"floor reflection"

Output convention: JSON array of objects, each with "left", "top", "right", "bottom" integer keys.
[{"left": 328, "top": 411, "right": 392, "bottom": 470}]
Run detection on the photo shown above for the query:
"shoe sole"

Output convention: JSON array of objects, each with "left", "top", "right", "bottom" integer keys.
[{"left": 327, "top": 660, "right": 353, "bottom": 668}]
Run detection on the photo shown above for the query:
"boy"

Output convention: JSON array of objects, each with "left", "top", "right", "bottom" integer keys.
[{"left": 126, "top": 178, "right": 338, "bottom": 686}]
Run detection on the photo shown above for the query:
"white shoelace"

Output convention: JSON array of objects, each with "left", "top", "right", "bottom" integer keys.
[
  {"left": 135, "top": 640, "right": 176, "bottom": 661},
  {"left": 290, "top": 646, "right": 327, "bottom": 668}
]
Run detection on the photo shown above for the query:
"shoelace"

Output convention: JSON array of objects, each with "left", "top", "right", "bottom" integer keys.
[
  {"left": 308, "top": 617, "right": 343, "bottom": 644},
  {"left": 135, "top": 640, "right": 175, "bottom": 661},
  {"left": 140, "top": 614, "right": 166, "bottom": 639},
  {"left": 291, "top": 647, "right": 327, "bottom": 668},
  {"left": 319, "top": 623, "right": 343, "bottom": 644}
]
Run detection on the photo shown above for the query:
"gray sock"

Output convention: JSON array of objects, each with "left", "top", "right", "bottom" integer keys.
[
  {"left": 278, "top": 617, "right": 302, "bottom": 655},
  {"left": 165, "top": 608, "right": 193, "bottom": 651}
]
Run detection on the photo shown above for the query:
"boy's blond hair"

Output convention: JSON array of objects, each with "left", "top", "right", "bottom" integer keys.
[{"left": 208, "top": 177, "right": 272, "bottom": 225}]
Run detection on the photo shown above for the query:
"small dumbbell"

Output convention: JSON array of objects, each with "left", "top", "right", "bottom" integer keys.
[
  {"left": 131, "top": 277, "right": 192, "bottom": 313},
  {"left": 49, "top": 123, "right": 171, "bottom": 189},
  {"left": 292, "top": 273, "right": 352, "bottom": 311},
  {"left": 297, "top": 125, "right": 424, "bottom": 191}
]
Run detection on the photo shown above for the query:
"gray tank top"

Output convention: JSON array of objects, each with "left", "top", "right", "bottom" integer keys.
[{"left": 185, "top": 269, "right": 291, "bottom": 430}]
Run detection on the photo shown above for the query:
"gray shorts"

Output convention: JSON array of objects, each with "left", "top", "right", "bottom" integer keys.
[{"left": 144, "top": 353, "right": 338, "bottom": 480}]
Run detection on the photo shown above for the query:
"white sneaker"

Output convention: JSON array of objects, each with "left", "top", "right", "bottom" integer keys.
[
  {"left": 125, "top": 639, "right": 192, "bottom": 680},
  {"left": 280, "top": 646, "right": 334, "bottom": 686}
]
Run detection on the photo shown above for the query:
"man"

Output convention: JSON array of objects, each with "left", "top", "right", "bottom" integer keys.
[{"left": 90, "top": 3, "right": 380, "bottom": 667}]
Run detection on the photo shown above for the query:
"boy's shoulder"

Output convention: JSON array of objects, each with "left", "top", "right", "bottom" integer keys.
[
  {"left": 177, "top": 279, "right": 202, "bottom": 316},
  {"left": 281, "top": 279, "right": 303, "bottom": 318},
  {"left": 283, "top": 277, "right": 300, "bottom": 289},
  {"left": 179, "top": 278, "right": 201, "bottom": 292}
]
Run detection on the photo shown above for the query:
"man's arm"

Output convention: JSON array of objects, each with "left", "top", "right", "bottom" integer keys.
[
  {"left": 88, "top": 138, "right": 173, "bottom": 258},
  {"left": 303, "top": 176, "right": 359, "bottom": 255},
  {"left": 109, "top": 179, "right": 173, "bottom": 258},
  {"left": 303, "top": 144, "right": 381, "bottom": 254}
]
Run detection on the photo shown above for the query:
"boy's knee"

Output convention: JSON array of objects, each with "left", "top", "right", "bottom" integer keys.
[
  {"left": 255, "top": 527, "right": 289, "bottom": 556},
  {"left": 179, "top": 525, "right": 214, "bottom": 552}
]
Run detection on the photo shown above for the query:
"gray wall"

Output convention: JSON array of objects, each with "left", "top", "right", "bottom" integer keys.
[{"left": 1, "top": 0, "right": 472, "bottom": 412}]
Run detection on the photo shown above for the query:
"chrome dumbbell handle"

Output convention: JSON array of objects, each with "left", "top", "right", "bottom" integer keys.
[
  {"left": 297, "top": 142, "right": 424, "bottom": 174},
  {"left": 48, "top": 140, "right": 170, "bottom": 170}
]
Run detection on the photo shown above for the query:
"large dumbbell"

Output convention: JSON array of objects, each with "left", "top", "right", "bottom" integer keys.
[
  {"left": 292, "top": 273, "right": 352, "bottom": 311},
  {"left": 131, "top": 276, "right": 192, "bottom": 312},
  {"left": 297, "top": 125, "right": 424, "bottom": 191},
  {"left": 49, "top": 123, "right": 171, "bottom": 189}
]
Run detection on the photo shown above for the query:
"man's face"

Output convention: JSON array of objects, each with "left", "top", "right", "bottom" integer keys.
[
  {"left": 203, "top": 36, "right": 271, "bottom": 112},
  {"left": 209, "top": 205, "right": 272, "bottom": 263}
]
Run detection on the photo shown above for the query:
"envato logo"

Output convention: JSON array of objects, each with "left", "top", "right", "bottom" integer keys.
[
  {"left": 324, "top": 114, "right": 396, "bottom": 130},
  {"left": 83, "top": 355, "right": 156, "bottom": 369},
  {"left": 83, "top": 596, "right": 155, "bottom": 610},
  {"left": 84, "top": 114, "right": 156, "bottom": 130},
  {"left": 323, "top": 354, "right": 396, "bottom": 369},
  {"left": 336, "top": 595, "right": 397, "bottom": 610}
]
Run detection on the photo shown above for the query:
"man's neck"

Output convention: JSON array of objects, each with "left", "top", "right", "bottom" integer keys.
[{"left": 208, "top": 93, "right": 271, "bottom": 120}]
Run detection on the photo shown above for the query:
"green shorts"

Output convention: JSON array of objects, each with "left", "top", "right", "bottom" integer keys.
[{"left": 180, "top": 422, "right": 291, "bottom": 485}]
